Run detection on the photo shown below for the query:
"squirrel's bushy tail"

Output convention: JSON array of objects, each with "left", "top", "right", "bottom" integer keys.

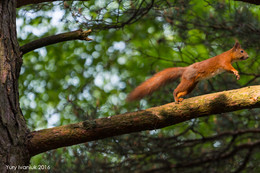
[{"left": 126, "top": 67, "right": 186, "bottom": 101}]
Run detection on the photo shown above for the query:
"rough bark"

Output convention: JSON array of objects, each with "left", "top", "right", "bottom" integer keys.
[
  {"left": 0, "top": 0, "right": 30, "bottom": 172},
  {"left": 28, "top": 85, "right": 260, "bottom": 156}
]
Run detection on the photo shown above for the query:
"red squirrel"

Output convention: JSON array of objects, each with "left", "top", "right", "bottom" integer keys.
[{"left": 127, "top": 41, "right": 249, "bottom": 103}]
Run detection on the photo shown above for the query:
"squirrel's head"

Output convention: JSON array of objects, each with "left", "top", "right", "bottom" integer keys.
[{"left": 231, "top": 41, "right": 249, "bottom": 62}]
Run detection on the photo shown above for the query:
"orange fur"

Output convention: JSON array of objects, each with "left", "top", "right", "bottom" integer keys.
[{"left": 127, "top": 41, "right": 249, "bottom": 103}]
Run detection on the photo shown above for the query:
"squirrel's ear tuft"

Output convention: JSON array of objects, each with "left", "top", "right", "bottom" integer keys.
[{"left": 232, "top": 40, "right": 241, "bottom": 51}]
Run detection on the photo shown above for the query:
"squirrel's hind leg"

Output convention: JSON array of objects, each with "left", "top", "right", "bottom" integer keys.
[{"left": 174, "top": 79, "right": 198, "bottom": 103}]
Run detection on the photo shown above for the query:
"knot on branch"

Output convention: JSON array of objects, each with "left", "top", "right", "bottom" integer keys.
[{"left": 78, "top": 29, "right": 92, "bottom": 41}]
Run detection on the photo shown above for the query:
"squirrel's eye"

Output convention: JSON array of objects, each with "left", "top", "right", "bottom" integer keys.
[{"left": 241, "top": 50, "right": 244, "bottom": 53}]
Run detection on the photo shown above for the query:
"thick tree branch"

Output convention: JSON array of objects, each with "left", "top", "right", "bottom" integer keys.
[
  {"left": 20, "top": 29, "right": 92, "bottom": 55},
  {"left": 234, "top": 0, "right": 260, "bottom": 5},
  {"left": 17, "top": 0, "right": 89, "bottom": 8},
  {"left": 28, "top": 85, "right": 260, "bottom": 156},
  {"left": 17, "top": 0, "right": 260, "bottom": 8}
]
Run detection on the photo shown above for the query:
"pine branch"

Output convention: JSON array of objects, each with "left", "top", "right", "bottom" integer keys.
[
  {"left": 20, "top": 29, "right": 92, "bottom": 55},
  {"left": 27, "top": 85, "right": 260, "bottom": 156},
  {"left": 17, "top": 0, "right": 89, "bottom": 8}
]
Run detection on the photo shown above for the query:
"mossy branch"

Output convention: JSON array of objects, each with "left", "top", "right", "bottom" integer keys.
[
  {"left": 28, "top": 85, "right": 260, "bottom": 156},
  {"left": 17, "top": 0, "right": 260, "bottom": 8}
]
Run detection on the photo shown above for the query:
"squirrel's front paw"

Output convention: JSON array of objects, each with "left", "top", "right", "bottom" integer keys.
[
  {"left": 233, "top": 71, "right": 240, "bottom": 80},
  {"left": 236, "top": 74, "right": 240, "bottom": 80}
]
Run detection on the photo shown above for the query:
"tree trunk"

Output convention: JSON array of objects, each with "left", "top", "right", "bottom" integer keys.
[{"left": 0, "top": 0, "right": 30, "bottom": 172}]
